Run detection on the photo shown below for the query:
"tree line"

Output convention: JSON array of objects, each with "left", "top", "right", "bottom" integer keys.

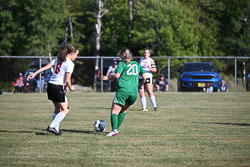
[{"left": 0, "top": 0, "right": 249, "bottom": 86}]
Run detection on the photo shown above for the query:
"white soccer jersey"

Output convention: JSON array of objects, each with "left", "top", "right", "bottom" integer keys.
[
  {"left": 107, "top": 65, "right": 116, "bottom": 76},
  {"left": 49, "top": 58, "right": 74, "bottom": 86},
  {"left": 139, "top": 57, "right": 154, "bottom": 78}
]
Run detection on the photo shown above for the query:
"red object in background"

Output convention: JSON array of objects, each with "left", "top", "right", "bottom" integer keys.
[
  {"left": 97, "top": 70, "right": 100, "bottom": 79},
  {"left": 12, "top": 82, "right": 16, "bottom": 86}
]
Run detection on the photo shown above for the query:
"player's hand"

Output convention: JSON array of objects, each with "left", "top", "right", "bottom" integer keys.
[
  {"left": 27, "top": 74, "right": 34, "bottom": 81},
  {"left": 70, "top": 85, "right": 75, "bottom": 91},
  {"left": 103, "top": 76, "right": 108, "bottom": 80}
]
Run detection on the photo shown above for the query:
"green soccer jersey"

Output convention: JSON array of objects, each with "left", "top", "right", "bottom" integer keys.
[{"left": 115, "top": 60, "right": 145, "bottom": 93}]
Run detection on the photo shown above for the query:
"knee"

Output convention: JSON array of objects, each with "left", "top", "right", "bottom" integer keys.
[{"left": 62, "top": 108, "right": 70, "bottom": 115}]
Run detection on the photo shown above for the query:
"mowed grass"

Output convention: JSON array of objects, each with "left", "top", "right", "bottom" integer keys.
[{"left": 0, "top": 92, "right": 250, "bottom": 167}]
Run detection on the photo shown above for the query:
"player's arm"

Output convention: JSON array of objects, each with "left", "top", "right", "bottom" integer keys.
[
  {"left": 103, "top": 73, "right": 120, "bottom": 81},
  {"left": 165, "top": 84, "right": 169, "bottom": 92},
  {"left": 65, "top": 72, "right": 75, "bottom": 91},
  {"left": 149, "top": 59, "right": 157, "bottom": 73},
  {"left": 103, "top": 62, "right": 121, "bottom": 81},
  {"left": 155, "top": 80, "right": 159, "bottom": 86},
  {"left": 27, "top": 62, "right": 53, "bottom": 80}
]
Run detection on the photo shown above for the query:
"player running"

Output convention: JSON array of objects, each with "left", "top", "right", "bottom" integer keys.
[
  {"left": 27, "top": 45, "right": 79, "bottom": 135},
  {"left": 103, "top": 48, "right": 146, "bottom": 136}
]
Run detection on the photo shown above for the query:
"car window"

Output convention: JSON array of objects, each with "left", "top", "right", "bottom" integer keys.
[{"left": 183, "top": 63, "right": 215, "bottom": 72}]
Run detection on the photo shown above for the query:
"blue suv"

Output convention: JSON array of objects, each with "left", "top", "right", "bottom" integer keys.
[{"left": 178, "top": 62, "right": 221, "bottom": 92}]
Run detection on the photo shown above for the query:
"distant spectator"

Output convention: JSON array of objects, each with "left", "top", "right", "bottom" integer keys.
[
  {"left": 218, "top": 79, "right": 229, "bottom": 93},
  {"left": 203, "top": 82, "right": 213, "bottom": 93},
  {"left": 14, "top": 73, "right": 25, "bottom": 93},
  {"left": 106, "top": 61, "right": 118, "bottom": 91},
  {"left": 155, "top": 73, "right": 168, "bottom": 92},
  {"left": 11, "top": 81, "right": 16, "bottom": 93}
]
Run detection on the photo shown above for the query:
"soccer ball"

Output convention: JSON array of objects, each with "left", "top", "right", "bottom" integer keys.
[{"left": 94, "top": 120, "right": 106, "bottom": 132}]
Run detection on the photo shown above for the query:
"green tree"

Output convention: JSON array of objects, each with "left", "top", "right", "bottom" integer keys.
[
  {"left": 180, "top": 0, "right": 224, "bottom": 56},
  {"left": 218, "top": 0, "right": 250, "bottom": 56},
  {"left": 101, "top": 0, "right": 130, "bottom": 56},
  {"left": 22, "top": 0, "right": 67, "bottom": 56},
  {"left": 0, "top": 0, "right": 25, "bottom": 55},
  {"left": 131, "top": 0, "right": 200, "bottom": 57}
]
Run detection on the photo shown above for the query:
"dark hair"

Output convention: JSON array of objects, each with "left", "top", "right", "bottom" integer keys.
[
  {"left": 67, "top": 45, "right": 78, "bottom": 54},
  {"left": 57, "top": 45, "right": 78, "bottom": 63}
]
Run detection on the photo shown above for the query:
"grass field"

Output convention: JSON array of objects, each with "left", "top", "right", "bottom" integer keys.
[{"left": 0, "top": 92, "right": 250, "bottom": 167}]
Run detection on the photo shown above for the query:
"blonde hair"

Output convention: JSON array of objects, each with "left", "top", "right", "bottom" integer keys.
[{"left": 119, "top": 48, "right": 133, "bottom": 64}]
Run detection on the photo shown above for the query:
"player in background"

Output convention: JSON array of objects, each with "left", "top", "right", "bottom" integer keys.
[
  {"left": 139, "top": 49, "right": 158, "bottom": 111},
  {"left": 103, "top": 48, "right": 146, "bottom": 136},
  {"left": 27, "top": 45, "right": 79, "bottom": 135}
]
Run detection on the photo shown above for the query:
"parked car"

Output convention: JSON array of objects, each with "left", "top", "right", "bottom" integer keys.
[
  {"left": 246, "top": 73, "right": 250, "bottom": 91},
  {"left": 178, "top": 62, "right": 222, "bottom": 92},
  {"left": 23, "top": 69, "right": 52, "bottom": 92}
]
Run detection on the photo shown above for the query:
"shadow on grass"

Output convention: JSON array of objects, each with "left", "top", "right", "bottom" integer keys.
[
  {"left": 61, "top": 129, "right": 108, "bottom": 135},
  {"left": 0, "top": 129, "right": 107, "bottom": 136},
  {"left": 193, "top": 122, "right": 250, "bottom": 127},
  {"left": 0, "top": 130, "right": 34, "bottom": 133},
  {"left": 82, "top": 107, "right": 111, "bottom": 110},
  {"left": 0, "top": 130, "right": 50, "bottom": 136}
]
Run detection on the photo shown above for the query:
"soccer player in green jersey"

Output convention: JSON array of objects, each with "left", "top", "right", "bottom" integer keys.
[{"left": 103, "top": 48, "right": 146, "bottom": 136}]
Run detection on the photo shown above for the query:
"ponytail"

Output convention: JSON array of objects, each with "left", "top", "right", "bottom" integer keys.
[
  {"left": 57, "top": 45, "right": 78, "bottom": 63},
  {"left": 57, "top": 50, "right": 67, "bottom": 64}
]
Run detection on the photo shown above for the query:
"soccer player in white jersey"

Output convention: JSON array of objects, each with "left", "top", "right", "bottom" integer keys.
[
  {"left": 139, "top": 49, "right": 158, "bottom": 111},
  {"left": 27, "top": 45, "right": 79, "bottom": 135}
]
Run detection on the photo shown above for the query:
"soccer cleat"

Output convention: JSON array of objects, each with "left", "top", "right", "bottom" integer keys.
[
  {"left": 47, "top": 126, "right": 62, "bottom": 136},
  {"left": 142, "top": 108, "right": 148, "bottom": 112},
  {"left": 154, "top": 107, "right": 158, "bottom": 111},
  {"left": 106, "top": 130, "right": 119, "bottom": 136}
]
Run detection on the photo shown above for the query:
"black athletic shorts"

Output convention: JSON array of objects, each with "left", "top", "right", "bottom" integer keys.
[
  {"left": 139, "top": 77, "right": 153, "bottom": 85},
  {"left": 47, "top": 83, "right": 67, "bottom": 102}
]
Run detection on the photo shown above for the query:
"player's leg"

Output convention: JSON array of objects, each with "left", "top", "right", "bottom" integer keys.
[
  {"left": 117, "top": 93, "right": 136, "bottom": 131},
  {"left": 47, "top": 83, "right": 70, "bottom": 135},
  {"left": 50, "top": 102, "right": 69, "bottom": 129},
  {"left": 52, "top": 102, "right": 61, "bottom": 120},
  {"left": 107, "top": 102, "right": 122, "bottom": 136},
  {"left": 107, "top": 91, "right": 128, "bottom": 136},
  {"left": 139, "top": 84, "right": 148, "bottom": 111},
  {"left": 47, "top": 102, "right": 69, "bottom": 135},
  {"left": 117, "top": 104, "right": 130, "bottom": 130},
  {"left": 145, "top": 81, "right": 158, "bottom": 111}
]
